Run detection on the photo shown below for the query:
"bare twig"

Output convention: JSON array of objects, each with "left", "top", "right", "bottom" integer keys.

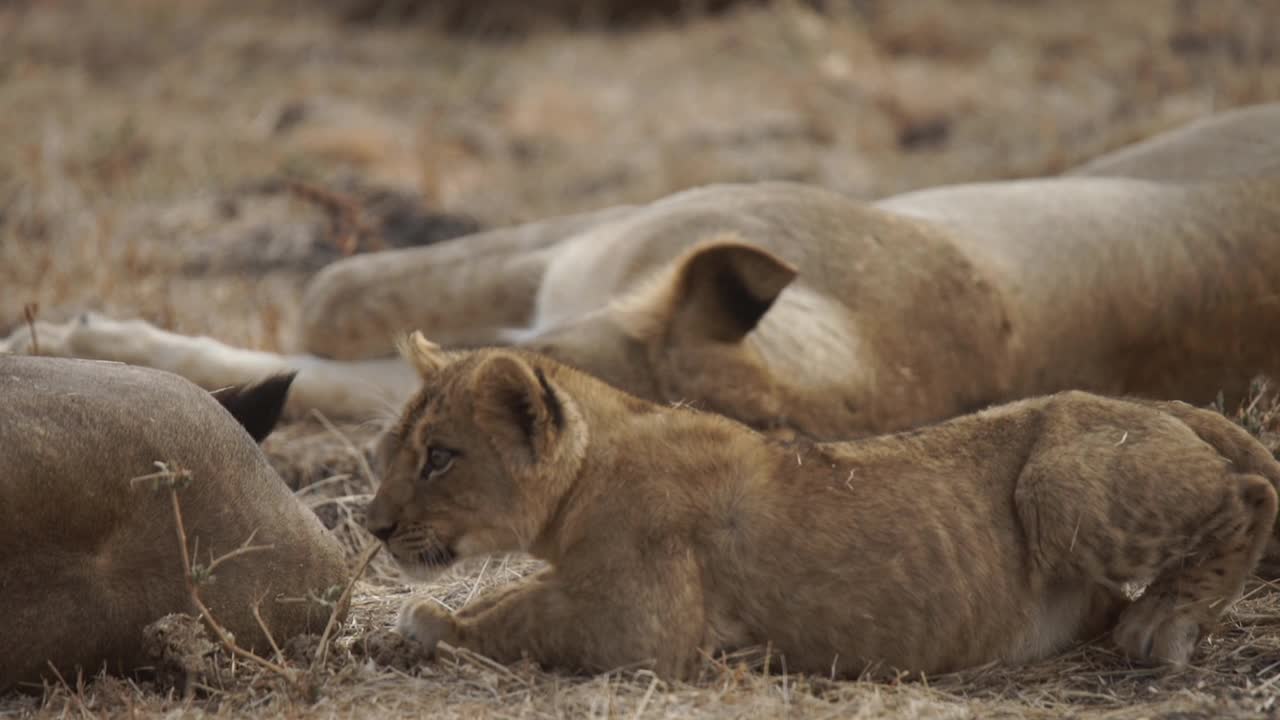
[
  {"left": 311, "top": 409, "right": 379, "bottom": 487},
  {"left": 23, "top": 302, "right": 39, "bottom": 355},
  {"left": 130, "top": 460, "right": 193, "bottom": 491},
  {"left": 251, "top": 596, "right": 287, "bottom": 665},
  {"left": 441, "top": 644, "right": 531, "bottom": 685},
  {"left": 43, "top": 662, "right": 91, "bottom": 719},
  {"left": 1245, "top": 377, "right": 1269, "bottom": 416},
  {"left": 462, "top": 555, "right": 491, "bottom": 608},
  {"left": 204, "top": 529, "right": 275, "bottom": 578},
  {"left": 630, "top": 673, "right": 661, "bottom": 720},
  {"left": 167, "top": 487, "right": 300, "bottom": 685},
  {"left": 311, "top": 542, "right": 382, "bottom": 670}
]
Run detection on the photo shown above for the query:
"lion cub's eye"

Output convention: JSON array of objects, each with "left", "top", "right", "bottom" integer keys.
[{"left": 425, "top": 446, "right": 456, "bottom": 475}]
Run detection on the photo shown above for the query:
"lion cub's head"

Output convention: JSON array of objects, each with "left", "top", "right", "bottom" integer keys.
[{"left": 364, "top": 333, "right": 587, "bottom": 580}]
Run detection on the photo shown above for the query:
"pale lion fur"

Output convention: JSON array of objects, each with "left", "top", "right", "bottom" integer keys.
[{"left": 3, "top": 103, "right": 1279, "bottom": 438}]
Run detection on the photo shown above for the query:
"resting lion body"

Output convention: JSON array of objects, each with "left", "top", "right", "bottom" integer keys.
[
  {"left": 4, "top": 103, "right": 1280, "bottom": 438},
  {"left": 0, "top": 357, "right": 349, "bottom": 691},
  {"left": 365, "top": 340, "right": 1280, "bottom": 678}
]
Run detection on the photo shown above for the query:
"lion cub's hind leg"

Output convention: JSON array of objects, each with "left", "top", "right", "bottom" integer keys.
[
  {"left": 1110, "top": 472, "right": 1276, "bottom": 664},
  {"left": 1015, "top": 399, "right": 1278, "bottom": 665}
]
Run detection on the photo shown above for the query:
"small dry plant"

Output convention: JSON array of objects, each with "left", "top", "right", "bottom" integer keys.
[
  {"left": 130, "top": 460, "right": 382, "bottom": 703},
  {"left": 1213, "top": 376, "right": 1280, "bottom": 455}
]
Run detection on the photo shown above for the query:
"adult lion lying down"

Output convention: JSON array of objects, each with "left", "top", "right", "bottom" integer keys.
[
  {"left": 0, "top": 357, "right": 349, "bottom": 692},
  {"left": 4, "top": 103, "right": 1277, "bottom": 439},
  {"left": 365, "top": 336, "right": 1280, "bottom": 679}
]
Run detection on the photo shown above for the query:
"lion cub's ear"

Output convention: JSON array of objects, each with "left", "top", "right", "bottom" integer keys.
[
  {"left": 646, "top": 237, "right": 797, "bottom": 344},
  {"left": 471, "top": 353, "right": 565, "bottom": 466},
  {"left": 397, "top": 331, "right": 447, "bottom": 378}
]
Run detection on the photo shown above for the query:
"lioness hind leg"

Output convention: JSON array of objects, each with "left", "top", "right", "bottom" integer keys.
[
  {"left": 299, "top": 206, "right": 636, "bottom": 360},
  {"left": 1112, "top": 474, "right": 1276, "bottom": 664},
  {"left": 300, "top": 246, "right": 551, "bottom": 359}
]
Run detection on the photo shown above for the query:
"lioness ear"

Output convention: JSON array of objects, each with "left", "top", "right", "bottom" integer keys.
[
  {"left": 396, "top": 330, "right": 447, "bottom": 378},
  {"left": 664, "top": 239, "right": 797, "bottom": 343},
  {"left": 471, "top": 353, "right": 565, "bottom": 465}
]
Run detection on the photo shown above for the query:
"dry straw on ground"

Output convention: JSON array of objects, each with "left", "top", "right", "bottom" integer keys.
[{"left": 3, "top": 0, "right": 1280, "bottom": 717}]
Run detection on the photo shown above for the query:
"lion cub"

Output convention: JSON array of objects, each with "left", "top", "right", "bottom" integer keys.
[{"left": 365, "top": 333, "right": 1279, "bottom": 679}]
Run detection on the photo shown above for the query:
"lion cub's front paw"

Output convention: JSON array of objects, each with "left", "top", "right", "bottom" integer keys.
[
  {"left": 1113, "top": 594, "right": 1203, "bottom": 666},
  {"left": 396, "top": 599, "right": 456, "bottom": 655}
]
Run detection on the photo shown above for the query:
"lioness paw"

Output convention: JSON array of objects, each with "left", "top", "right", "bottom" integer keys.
[
  {"left": 396, "top": 599, "right": 456, "bottom": 654},
  {"left": 1113, "top": 595, "right": 1202, "bottom": 665}
]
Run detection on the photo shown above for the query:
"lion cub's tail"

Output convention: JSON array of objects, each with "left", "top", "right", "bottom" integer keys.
[{"left": 1141, "top": 398, "right": 1280, "bottom": 574}]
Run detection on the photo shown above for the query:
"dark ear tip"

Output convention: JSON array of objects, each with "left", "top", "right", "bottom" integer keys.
[
  {"left": 213, "top": 372, "right": 297, "bottom": 444},
  {"left": 534, "top": 367, "right": 565, "bottom": 430}
]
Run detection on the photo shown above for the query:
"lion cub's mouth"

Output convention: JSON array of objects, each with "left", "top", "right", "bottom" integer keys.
[
  {"left": 418, "top": 544, "right": 457, "bottom": 568},
  {"left": 391, "top": 543, "right": 459, "bottom": 582}
]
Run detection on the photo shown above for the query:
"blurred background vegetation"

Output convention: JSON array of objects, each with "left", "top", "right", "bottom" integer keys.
[{"left": 1, "top": 0, "right": 1276, "bottom": 346}]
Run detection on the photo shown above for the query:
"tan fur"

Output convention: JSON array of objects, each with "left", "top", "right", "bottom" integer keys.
[
  {"left": 0, "top": 357, "right": 350, "bottom": 691},
  {"left": 366, "top": 345, "right": 1279, "bottom": 679},
  {"left": 1068, "top": 103, "right": 1280, "bottom": 181},
  {"left": 4, "top": 105, "right": 1279, "bottom": 437}
]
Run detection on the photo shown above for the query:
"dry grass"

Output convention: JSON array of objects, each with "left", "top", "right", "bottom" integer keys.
[
  {"left": 4, "top": 0, "right": 1278, "bottom": 347},
  {"left": 4, "top": 0, "right": 1280, "bottom": 717}
]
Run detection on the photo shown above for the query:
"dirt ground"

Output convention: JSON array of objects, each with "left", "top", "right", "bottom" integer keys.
[{"left": 3, "top": 0, "right": 1280, "bottom": 717}]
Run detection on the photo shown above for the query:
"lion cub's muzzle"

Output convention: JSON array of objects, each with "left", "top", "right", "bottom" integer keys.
[
  {"left": 416, "top": 543, "right": 457, "bottom": 569},
  {"left": 376, "top": 523, "right": 459, "bottom": 580}
]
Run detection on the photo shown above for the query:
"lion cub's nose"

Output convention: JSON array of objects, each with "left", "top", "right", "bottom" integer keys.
[{"left": 367, "top": 520, "right": 397, "bottom": 543}]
